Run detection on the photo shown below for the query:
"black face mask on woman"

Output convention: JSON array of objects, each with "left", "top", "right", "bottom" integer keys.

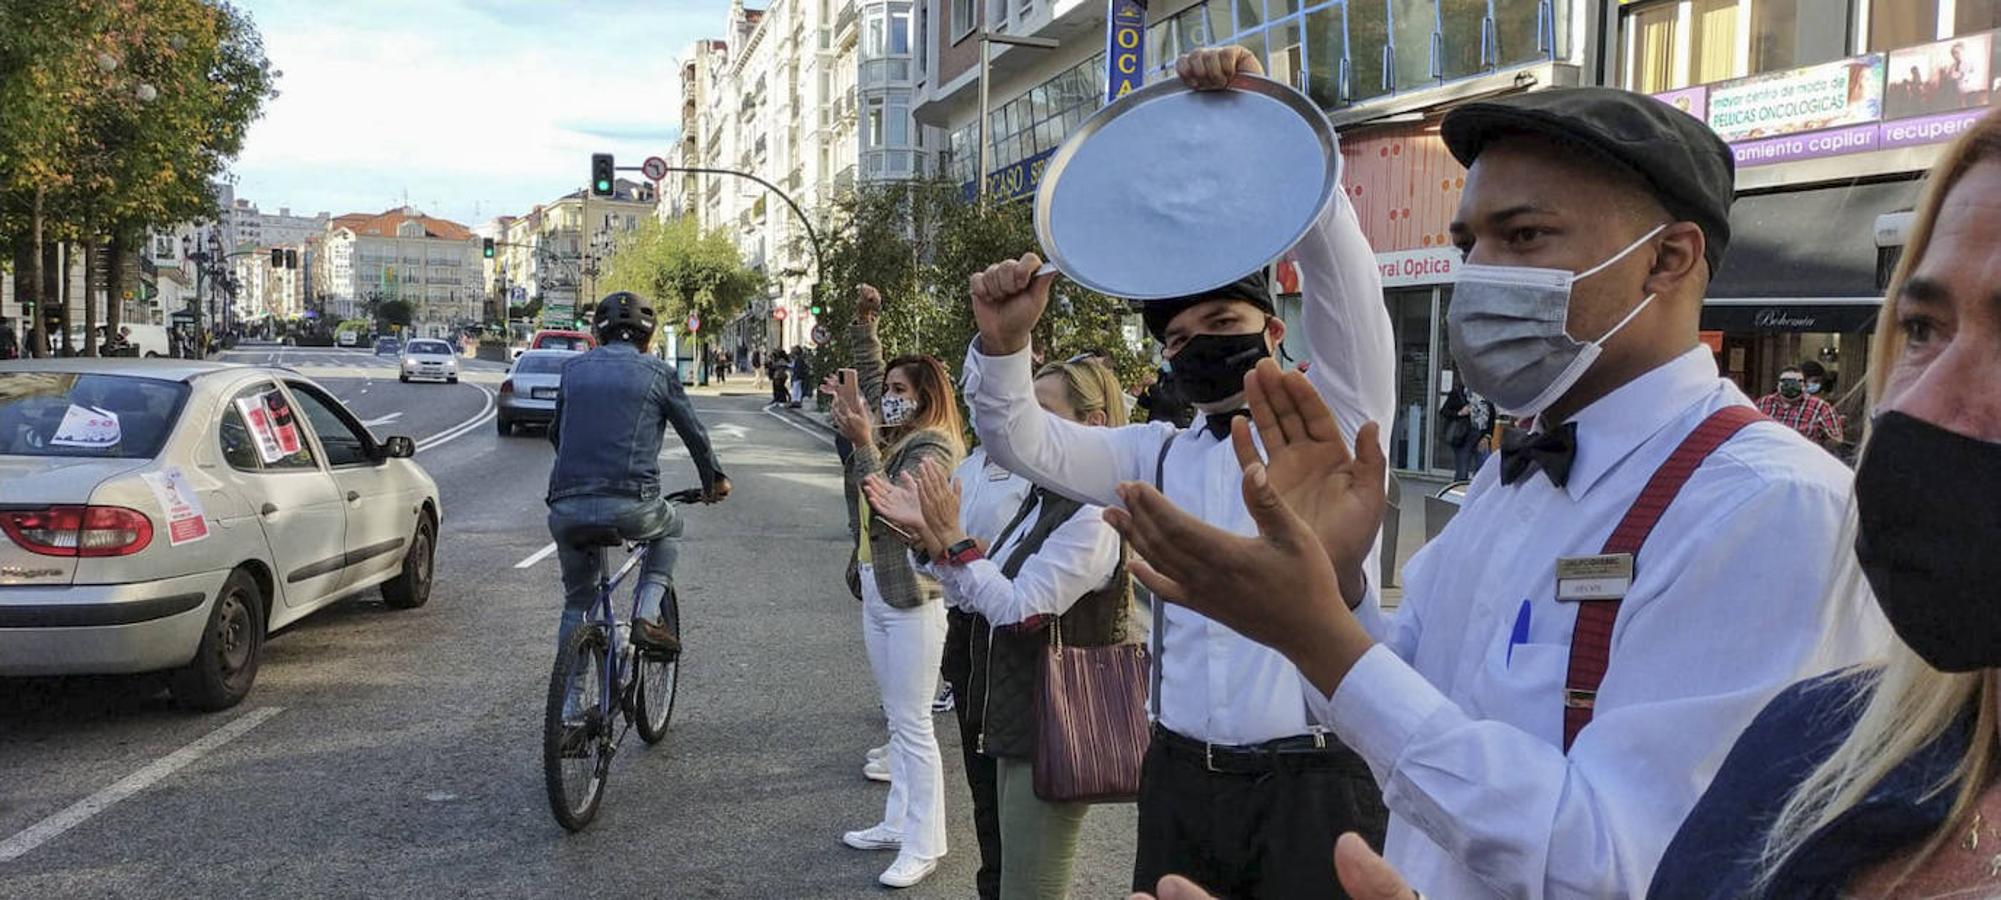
[
  {"left": 1164, "top": 331, "right": 1270, "bottom": 406},
  {"left": 1854, "top": 411, "right": 2001, "bottom": 672}
]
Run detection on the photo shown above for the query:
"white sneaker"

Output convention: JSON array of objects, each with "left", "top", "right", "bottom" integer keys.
[
  {"left": 878, "top": 852, "right": 940, "bottom": 888},
  {"left": 866, "top": 743, "right": 889, "bottom": 762},
  {"left": 863, "top": 757, "right": 892, "bottom": 783},
  {"left": 842, "top": 823, "right": 903, "bottom": 851}
]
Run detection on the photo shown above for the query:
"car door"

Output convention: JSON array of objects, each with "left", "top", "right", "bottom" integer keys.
[
  {"left": 281, "top": 379, "right": 414, "bottom": 588},
  {"left": 214, "top": 380, "right": 350, "bottom": 609}
]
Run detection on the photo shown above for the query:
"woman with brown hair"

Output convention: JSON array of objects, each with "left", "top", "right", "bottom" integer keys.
[
  {"left": 825, "top": 284, "right": 965, "bottom": 889},
  {"left": 869, "top": 358, "right": 1135, "bottom": 899},
  {"left": 1650, "top": 107, "right": 2001, "bottom": 898}
]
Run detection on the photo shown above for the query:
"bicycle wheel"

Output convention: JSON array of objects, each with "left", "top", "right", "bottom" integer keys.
[
  {"left": 634, "top": 587, "right": 681, "bottom": 745},
  {"left": 543, "top": 623, "right": 611, "bottom": 831}
]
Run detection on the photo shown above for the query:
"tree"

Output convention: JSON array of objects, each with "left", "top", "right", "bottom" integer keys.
[
  {"left": 376, "top": 299, "right": 413, "bottom": 329},
  {"left": 599, "top": 215, "right": 764, "bottom": 346},
  {"left": 816, "top": 180, "right": 1149, "bottom": 403}
]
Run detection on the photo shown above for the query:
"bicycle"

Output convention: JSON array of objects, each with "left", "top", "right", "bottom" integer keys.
[{"left": 542, "top": 488, "right": 705, "bottom": 832}]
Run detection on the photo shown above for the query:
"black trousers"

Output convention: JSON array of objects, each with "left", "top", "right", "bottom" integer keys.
[
  {"left": 942, "top": 609, "right": 1001, "bottom": 900},
  {"left": 1131, "top": 733, "right": 1389, "bottom": 899}
]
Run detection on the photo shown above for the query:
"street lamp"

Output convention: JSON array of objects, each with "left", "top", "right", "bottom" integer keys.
[{"left": 976, "top": 31, "right": 1059, "bottom": 208}]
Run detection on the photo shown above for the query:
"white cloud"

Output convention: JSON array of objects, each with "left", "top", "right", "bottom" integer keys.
[{"left": 229, "top": 0, "right": 722, "bottom": 225}]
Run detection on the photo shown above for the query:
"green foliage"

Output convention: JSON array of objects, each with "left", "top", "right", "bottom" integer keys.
[
  {"left": 816, "top": 180, "right": 1148, "bottom": 390},
  {"left": 599, "top": 216, "right": 764, "bottom": 346},
  {"left": 375, "top": 299, "right": 413, "bottom": 328}
]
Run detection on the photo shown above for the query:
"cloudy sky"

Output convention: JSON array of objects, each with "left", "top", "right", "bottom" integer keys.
[{"left": 230, "top": 0, "right": 725, "bottom": 227}]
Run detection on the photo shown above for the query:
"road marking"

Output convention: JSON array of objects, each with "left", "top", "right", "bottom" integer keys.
[
  {"left": 762, "top": 406, "right": 835, "bottom": 448},
  {"left": 515, "top": 542, "right": 558, "bottom": 569},
  {"left": 0, "top": 706, "right": 283, "bottom": 863},
  {"left": 414, "top": 385, "right": 496, "bottom": 454},
  {"left": 361, "top": 412, "right": 402, "bottom": 427}
]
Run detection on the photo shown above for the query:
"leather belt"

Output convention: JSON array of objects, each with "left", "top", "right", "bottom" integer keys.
[{"left": 1151, "top": 724, "right": 1367, "bottom": 776}]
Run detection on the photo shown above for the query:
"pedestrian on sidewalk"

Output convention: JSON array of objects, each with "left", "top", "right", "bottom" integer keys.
[
  {"left": 962, "top": 47, "right": 1395, "bottom": 900},
  {"left": 768, "top": 350, "right": 791, "bottom": 406},
  {"left": 1652, "top": 107, "right": 2001, "bottom": 899},
  {"left": 1756, "top": 364, "right": 1843, "bottom": 455},
  {"left": 1108, "top": 83, "right": 1871, "bottom": 897},
  {"left": 825, "top": 283, "right": 965, "bottom": 890},
  {"left": 791, "top": 344, "right": 812, "bottom": 408},
  {"left": 869, "top": 357, "right": 1135, "bottom": 900}
]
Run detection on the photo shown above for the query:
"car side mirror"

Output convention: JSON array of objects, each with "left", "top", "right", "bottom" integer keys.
[{"left": 381, "top": 436, "right": 416, "bottom": 459}]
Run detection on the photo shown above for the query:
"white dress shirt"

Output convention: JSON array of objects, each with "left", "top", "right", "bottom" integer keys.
[
  {"left": 963, "top": 192, "right": 1396, "bottom": 745},
  {"left": 1317, "top": 346, "right": 1872, "bottom": 898},
  {"left": 954, "top": 447, "right": 1035, "bottom": 550},
  {"left": 934, "top": 491, "right": 1122, "bottom": 626}
]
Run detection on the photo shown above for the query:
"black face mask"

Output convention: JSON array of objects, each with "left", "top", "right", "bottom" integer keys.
[
  {"left": 1855, "top": 411, "right": 2001, "bottom": 672},
  {"left": 1164, "top": 330, "right": 1270, "bottom": 406}
]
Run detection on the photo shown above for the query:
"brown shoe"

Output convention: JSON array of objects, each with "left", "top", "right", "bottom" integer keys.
[{"left": 631, "top": 617, "right": 681, "bottom": 656}]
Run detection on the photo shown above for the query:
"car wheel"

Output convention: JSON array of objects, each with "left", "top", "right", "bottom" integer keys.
[
  {"left": 497, "top": 416, "right": 514, "bottom": 436},
  {"left": 382, "top": 512, "right": 436, "bottom": 610},
  {"left": 399, "top": 374, "right": 410, "bottom": 384},
  {"left": 144, "top": 351, "right": 160, "bottom": 359},
  {"left": 447, "top": 376, "right": 458, "bottom": 384},
  {"left": 170, "top": 569, "right": 265, "bottom": 712}
]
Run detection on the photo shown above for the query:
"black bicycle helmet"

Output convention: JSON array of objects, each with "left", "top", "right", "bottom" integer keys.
[{"left": 592, "top": 291, "right": 656, "bottom": 343}]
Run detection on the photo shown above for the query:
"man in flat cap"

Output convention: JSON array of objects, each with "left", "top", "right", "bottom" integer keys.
[
  {"left": 1107, "top": 84, "right": 1875, "bottom": 895},
  {"left": 962, "top": 46, "right": 1397, "bottom": 898}
]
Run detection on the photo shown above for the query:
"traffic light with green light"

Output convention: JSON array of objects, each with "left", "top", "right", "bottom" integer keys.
[
  {"left": 482, "top": 238, "right": 495, "bottom": 259},
  {"left": 591, "top": 154, "right": 615, "bottom": 197},
  {"left": 808, "top": 301, "right": 823, "bottom": 316}
]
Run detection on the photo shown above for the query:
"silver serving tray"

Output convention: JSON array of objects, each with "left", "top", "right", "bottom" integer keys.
[{"left": 1034, "top": 74, "right": 1341, "bottom": 301}]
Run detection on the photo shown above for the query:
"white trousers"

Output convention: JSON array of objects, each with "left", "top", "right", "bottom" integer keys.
[{"left": 858, "top": 564, "right": 948, "bottom": 860}]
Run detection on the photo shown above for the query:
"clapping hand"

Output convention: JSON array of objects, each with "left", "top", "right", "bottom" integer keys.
[
  {"left": 913, "top": 459, "right": 967, "bottom": 556},
  {"left": 1131, "top": 833, "right": 1416, "bottom": 900},
  {"left": 862, "top": 471, "right": 933, "bottom": 553},
  {"left": 822, "top": 368, "right": 873, "bottom": 447}
]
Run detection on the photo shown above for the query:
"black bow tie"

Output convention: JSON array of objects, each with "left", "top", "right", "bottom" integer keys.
[
  {"left": 1203, "top": 409, "right": 1250, "bottom": 441},
  {"left": 1500, "top": 422, "right": 1579, "bottom": 488}
]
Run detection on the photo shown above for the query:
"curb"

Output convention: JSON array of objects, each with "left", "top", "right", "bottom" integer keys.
[{"left": 769, "top": 401, "right": 838, "bottom": 437}]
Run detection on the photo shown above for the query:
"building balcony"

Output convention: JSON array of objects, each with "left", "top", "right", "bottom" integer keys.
[{"left": 834, "top": 2, "right": 856, "bottom": 39}]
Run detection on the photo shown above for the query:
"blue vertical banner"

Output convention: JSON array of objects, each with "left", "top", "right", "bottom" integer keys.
[{"left": 1105, "top": 0, "right": 1147, "bottom": 104}]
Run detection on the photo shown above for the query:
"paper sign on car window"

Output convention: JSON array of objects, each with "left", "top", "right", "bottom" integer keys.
[
  {"left": 235, "top": 396, "right": 285, "bottom": 463},
  {"left": 143, "top": 466, "right": 209, "bottom": 545},
  {"left": 262, "top": 391, "right": 302, "bottom": 456},
  {"left": 50, "top": 404, "right": 121, "bottom": 448}
]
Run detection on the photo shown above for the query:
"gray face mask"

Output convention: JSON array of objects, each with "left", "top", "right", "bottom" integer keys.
[{"left": 1445, "top": 224, "right": 1666, "bottom": 418}]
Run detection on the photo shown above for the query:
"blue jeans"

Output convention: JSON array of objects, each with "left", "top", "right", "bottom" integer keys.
[{"left": 546, "top": 493, "right": 683, "bottom": 656}]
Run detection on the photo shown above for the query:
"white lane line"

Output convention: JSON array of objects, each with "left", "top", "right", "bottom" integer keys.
[
  {"left": 514, "top": 542, "right": 558, "bottom": 569},
  {"left": 361, "top": 412, "right": 403, "bottom": 427},
  {"left": 0, "top": 706, "right": 283, "bottom": 863},
  {"left": 414, "top": 385, "right": 496, "bottom": 454},
  {"left": 762, "top": 406, "right": 835, "bottom": 448}
]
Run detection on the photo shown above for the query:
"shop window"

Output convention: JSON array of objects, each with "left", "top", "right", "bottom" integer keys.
[
  {"left": 1239, "top": 28, "right": 1269, "bottom": 75},
  {"left": 1441, "top": 0, "right": 1491, "bottom": 80},
  {"left": 1692, "top": 0, "right": 1742, "bottom": 83},
  {"left": 1392, "top": 0, "right": 1437, "bottom": 90},
  {"left": 1271, "top": 21, "right": 1305, "bottom": 92},
  {"left": 1207, "top": 1, "right": 1235, "bottom": 55},
  {"left": 1306, "top": 3, "right": 1350, "bottom": 107},
  {"left": 1628, "top": 2, "right": 1681, "bottom": 92},
  {"left": 1239, "top": 0, "right": 1266, "bottom": 33},
  {"left": 1493, "top": 0, "right": 1552, "bottom": 67},
  {"left": 1960, "top": 0, "right": 2001, "bottom": 35},
  {"left": 1350, "top": 0, "right": 1393, "bottom": 99},
  {"left": 1749, "top": 0, "right": 1850, "bottom": 74},
  {"left": 1870, "top": 1, "right": 1935, "bottom": 50}
]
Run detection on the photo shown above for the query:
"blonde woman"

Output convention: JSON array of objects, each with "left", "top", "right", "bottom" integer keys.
[
  {"left": 869, "top": 358, "right": 1134, "bottom": 900},
  {"left": 1651, "top": 108, "right": 2001, "bottom": 897},
  {"left": 826, "top": 284, "right": 966, "bottom": 889}
]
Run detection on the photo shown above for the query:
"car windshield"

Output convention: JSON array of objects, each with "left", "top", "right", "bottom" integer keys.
[
  {"left": 375, "top": 339, "right": 398, "bottom": 348},
  {"left": 0, "top": 373, "right": 188, "bottom": 459},
  {"left": 406, "top": 341, "right": 451, "bottom": 355},
  {"left": 537, "top": 336, "right": 587, "bottom": 351},
  {"left": 513, "top": 353, "right": 572, "bottom": 375}
]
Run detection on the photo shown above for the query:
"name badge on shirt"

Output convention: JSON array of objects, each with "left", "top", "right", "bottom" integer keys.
[
  {"left": 1555, "top": 553, "right": 1634, "bottom": 601},
  {"left": 984, "top": 462, "right": 1012, "bottom": 482}
]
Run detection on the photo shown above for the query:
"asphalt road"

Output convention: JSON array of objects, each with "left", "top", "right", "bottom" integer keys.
[{"left": 0, "top": 345, "right": 1137, "bottom": 898}]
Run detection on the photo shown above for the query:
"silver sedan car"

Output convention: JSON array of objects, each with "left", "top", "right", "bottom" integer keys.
[
  {"left": 399, "top": 338, "right": 460, "bottom": 384},
  {"left": 496, "top": 349, "right": 578, "bottom": 436},
  {"left": 0, "top": 360, "right": 442, "bottom": 710}
]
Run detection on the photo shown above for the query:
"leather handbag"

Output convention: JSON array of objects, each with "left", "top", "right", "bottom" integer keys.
[{"left": 1033, "top": 620, "right": 1151, "bottom": 804}]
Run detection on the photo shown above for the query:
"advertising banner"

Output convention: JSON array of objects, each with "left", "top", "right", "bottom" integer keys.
[
  {"left": 1105, "top": 0, "right": 1147, "bottom": 103},
  {"left": 1706, "top": 54, "right": 1885, "bottom": 142}
]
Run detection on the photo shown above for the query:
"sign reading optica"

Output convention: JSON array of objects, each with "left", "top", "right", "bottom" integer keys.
[
  {"left": 1706, "top": 54, "right": 1885, "bottom": 142},
  {"left": 1105, "top": 0, "right": 1148, "bottom": 104}
]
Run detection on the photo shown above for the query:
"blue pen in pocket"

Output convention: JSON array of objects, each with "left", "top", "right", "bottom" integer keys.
[{"left": 1507, "top": 599, "right": 1532, "bottom": 667}]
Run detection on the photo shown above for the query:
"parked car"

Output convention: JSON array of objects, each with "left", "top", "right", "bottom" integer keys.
[
  {"left": 373, "top": 336, "right": 402, "bottom": 357},
  {"left": 398, "top": 339, "right": 460, "bottom": 384},
  {"left": 0, "top": 359, "right": 441, "bottom": 710},
  {"left": 335, "top": 329, "right": 361, "bottom": 348},
  {"left": 497, "top": 350, "right": 580, "bottom": 436},
  {"left": 529, "top": 330, "right": 595, "bottom": 353}
]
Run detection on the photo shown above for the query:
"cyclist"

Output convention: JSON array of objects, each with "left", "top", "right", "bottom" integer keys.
[{"left": 547, "top": 291, "right": 730, "bottom": 671}]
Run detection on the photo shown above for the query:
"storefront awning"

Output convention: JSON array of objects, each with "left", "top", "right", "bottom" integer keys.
[{"left": 1708, "top": 178, "right": 1923, "bottom": 300}]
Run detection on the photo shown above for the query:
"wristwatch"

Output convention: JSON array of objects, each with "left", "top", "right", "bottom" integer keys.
[{"left": 944, "top": 538, "right": 983, "bottom": 566}]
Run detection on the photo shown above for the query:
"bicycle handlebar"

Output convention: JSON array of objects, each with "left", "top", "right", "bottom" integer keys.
[{"left": 665, "top": 488, "right": 708, "bottom": 505}]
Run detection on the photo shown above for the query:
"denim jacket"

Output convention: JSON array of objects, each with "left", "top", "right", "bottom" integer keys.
[
  {"left": 1649, "top": 670, "right": 1969, "bottom": 899},
  {"left": 547, "top": 342, "right": 725, "bottom": 503}
]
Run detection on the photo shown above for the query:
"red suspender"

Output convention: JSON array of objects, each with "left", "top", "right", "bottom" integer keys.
[{"left": 1560, "top": 405, "right": 1767, "bottom": 753}]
